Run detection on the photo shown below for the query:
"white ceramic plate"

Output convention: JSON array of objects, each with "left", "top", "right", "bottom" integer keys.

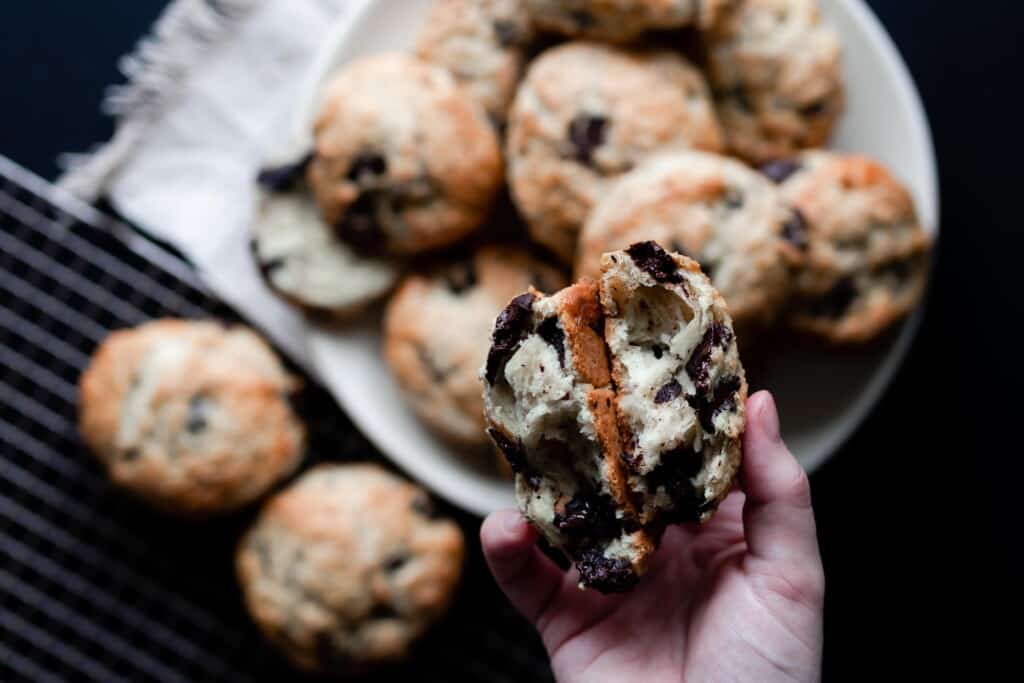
[{"left": 290, "top": 0, "right": 938, "bottom": 517}]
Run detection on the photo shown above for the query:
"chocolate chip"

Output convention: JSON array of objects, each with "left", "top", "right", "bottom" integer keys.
[
  {"left": 576, "top": 547, "right": 637, "bottom": 593},
  {"left": 247, "top": 239, "right": 284, "bottom": 278},
  {"left": 411, "top": 493, "right": 440, "bottom": 519},
  {"left": 724, "top": 189, "right": 744, "bottom": 209},
  {"left": 554, "top": 493, "right": 620, "bottom": 542},
  {"left": 878, "top": 258, "right": 912, "bottom": 287},
  {"left": 800, "top": 99, "right": 828, "bottom": 117},
  {"left": 536, "top": 536, "right": 571, "bottom": 571},
  {"left": 782, "top": 208, "right": 809, "bottom": 250},
  {"left": 647, "top": 443, "right": 705, "bottom": 521},
  {"left": 443, "top": 260, "right": 478, "bottom": 295},
  {"left": 724, "top": 86, "right": 754, "bottom": 113},
  {"left": 626, "top": 241, "right": 682, "bottom": 284},
  {"left": 567, "top": 113, "right": 608, "bottom": 165},
  {"left": 368, "top": 604, "right": 399, "bottom": 620},
  {"left": 685, "top": 323, "right": 733, "bottom": 393},
  {"left": 335, "top": 191, "right": 385, "bottom": 250},
  {"left": 485, "top": 292, "right": 536, "bottom": 384},
  {"left": 256, "top": 152, "right": 313, "bottom": 192},
  {"left": 654, "top": 379, "right": 682, "bottom": 404},
  {"left": 689, "top": 375, "right": 742, "bottom": 433},
  {"left": 570, "top": 9, "right": 595, "bottom": 28},
  {"left": 493, "top": 19, "right": 521, "bottom": 46},
  {"left": 651, "top": 344, "right": 665, "bottom": 359},
  {"left": 346, "top": 152, "right": 387, "bottom": 183},
  {"left": 185, "top": 395, "right": 211, "bottom": 434},
  {"left": 488, "top": 428, "right": 526, "bottom": 472},
  {"left": 384, "top": 554, "right": 409, "bottom": 573},
  {"left": 760, "top": 159, "right": 803, "bottom": 184},
  {"left": 537, "top": 316, "right": 565, "bottom": 368},
  {"left": 806, "top": 278, "right": 857, "bottom": 319}
]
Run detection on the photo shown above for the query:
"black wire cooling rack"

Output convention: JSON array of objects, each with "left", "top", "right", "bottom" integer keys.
[{"left": 0, "top": 156, "right": 552, "bottom": 683}]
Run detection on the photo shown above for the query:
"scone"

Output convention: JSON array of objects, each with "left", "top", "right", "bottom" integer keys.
[
  {"left": 481, "top": 280, "right": 656, "bottom": 592},
  {"left": 236, "top": 464, "right": 464, "bottom": 675},
  {"left": 384, "top": 246, "right": 566, "bottom": 450},
  {"left": 506, "top": 41, "right": 723, "bottom": 263},
  {"left": 771, "top": 151, "right": 932, "bottom": 343},
  {"left": 416, "top": 0, "right": 534, "bottom": 127},
  {"left": 251, "top": 152, "right": 401, "bottom": 319},
  {"left": 78, "top": 320, "right": 305, "bottom": 515},
  {"left": 577, "top": 150, "right": 800, "bottom": 328},
  {"left": 308, "top": 54, "right": 502, "bottom": 254},
  {"left": 704, "top": 0, "right": 844, "bottom": 163},
  {"left": 525, "top": 0, "right": 726, "bottom": 42},
  {"left": 481, "top": 242, "right": 745, "bottom": 590},
  {"left": 600, "top": 242, "right": 745, "bottom": 528}
]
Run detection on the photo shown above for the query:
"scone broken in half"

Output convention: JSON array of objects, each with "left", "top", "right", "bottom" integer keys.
[{"left": 482, "top": 242, "right": 746, "bottom": 592}]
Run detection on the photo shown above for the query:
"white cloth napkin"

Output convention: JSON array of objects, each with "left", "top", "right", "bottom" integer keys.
[{"left": 60, "top": 0, "right": 367, "bottom": 367}]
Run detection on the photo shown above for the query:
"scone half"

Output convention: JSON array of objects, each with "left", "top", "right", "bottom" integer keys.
[
  {"left": 600, "top": 242, "right": 746, "bottom": 529},
  {"left": 481, "top": 281, "right": 654, "bottom": 592}
]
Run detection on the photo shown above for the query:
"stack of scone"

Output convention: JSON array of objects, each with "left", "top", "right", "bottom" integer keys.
[{"left": 251, "top": 0, "right": 931, "bottom": 464}]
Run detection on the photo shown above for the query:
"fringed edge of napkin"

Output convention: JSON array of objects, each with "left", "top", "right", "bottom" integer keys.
[{"left": 57, "top": 0, "right": 260, "bottom": 201}]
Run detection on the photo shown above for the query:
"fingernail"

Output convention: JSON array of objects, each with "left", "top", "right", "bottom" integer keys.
[
  {"left": 758, "top": 391, "right": 781, "bottom": 443},
  {"left": 501, "top": 509, "right": 524, "bottom": 536}
]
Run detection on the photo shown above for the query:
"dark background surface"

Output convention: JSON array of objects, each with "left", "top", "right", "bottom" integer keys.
[{"left": 1, "top": 0, "right": 1020, "bottom": 680}]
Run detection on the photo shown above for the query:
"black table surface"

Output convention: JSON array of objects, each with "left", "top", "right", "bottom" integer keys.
[{"left": 2, "top": 1, "right": 1020, "bottom": 679}]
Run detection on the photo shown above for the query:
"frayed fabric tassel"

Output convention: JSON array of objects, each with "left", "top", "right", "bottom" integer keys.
[{"left": 58, "top": 0, "right": 260, "bottom": 201}]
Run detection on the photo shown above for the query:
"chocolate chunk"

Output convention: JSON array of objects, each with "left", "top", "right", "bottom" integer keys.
[
  {"left": 536, "top": 536, "right": 571, "bottom": 571},
  {"left": 346, "top": 152, "right": 387, "bottom": 183},
  {"left": 487, "top": 427, "right": 526, "bottom": 472},
  {"left": 493, "top": 19, "right": 521, "bottom": 46},
  {"left": 185, "top": 395, "right": 211, "bottom": 435},
  {"left": 654, "top": 379, "right": 682, "bottom": 404},
  {"left": 537, "top": 316, "right": 566, "bottom": 368},
  {"left": 567, "top": 113, "right": 608, "bottom": 165},
  {"left": 443, "top": 260, "right": 478, "bottom": 295},
  {"left": 411, "top": 493, "right": 440, "bottom": 519},
  {"left": 724, "top": 86, "right": 754, "bottom": 113},
  {"left": 384, "top": 554, "right": 409, "bottom": 573},
  {"left": 806, "top": 277, "right": 857, "bottom": 319},
  {"left": 576, "top": 547, "right": 637, "bottom": 593},
  {"left": 782, "top": 208, "right": 809, "bottom": 250},
  {"left": 368, "top": 604, "right": 399, "bottom": 620},
  {"left": 723, "top": 189, "right": 745, "bottom": 209},
  {"left": 570, "top": 10, "right": 595, "bottom": 28},
  {"left": 647, "top": 443, "right": 705, "bottom": 521},
  {"left": 335, "top": 191, "right": 385, "bottom": 251},
  {"left": 485, "top": 292, "right": 536, "bottom": 384},
  {"left": 689, "top": 375, "right": 742, "bottom": 433},
  {"left": 878, "top": 258, "right": 912, "bottom": 286},
  {"left": 800, "top": 99, "right": 828, "bottom": 117},
  {"left": 759, "top": 159, "right": 803, "bottom": 184},
  {"left": 256, "top": 152, "right": 313, "bottom": 192},
  {"left": 686, "top": 323, "right": 733, "bottom": 393},
  {"left": 554, "top": 493, "right": 620, "bottom": 542},
  {"left": 626, "top": 241, "right": 682, "bottom": 284}
]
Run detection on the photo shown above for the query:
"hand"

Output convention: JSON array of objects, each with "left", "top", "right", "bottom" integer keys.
[{"left": 481, "top": 391, "right": 824, "bottom": 683}]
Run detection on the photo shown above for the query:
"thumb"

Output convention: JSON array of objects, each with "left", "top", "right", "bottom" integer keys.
[
  {"left": 480, "top": 509, "right": 565, "bottom": 624},
  {"left": 740, "top": 391, "right": 822, "bottom": 569}
]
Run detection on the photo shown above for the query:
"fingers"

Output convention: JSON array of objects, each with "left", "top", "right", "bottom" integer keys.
[
  {"left": 480, "top": 509, "right": 565, "bottom": 624},
  {"left": 740, "top": 391, "right": 821, "bottom": 566}
]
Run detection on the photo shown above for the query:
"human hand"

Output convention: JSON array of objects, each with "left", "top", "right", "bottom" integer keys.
[{"left": 481, "top": 391, "right": 824, "bottom": 683}]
